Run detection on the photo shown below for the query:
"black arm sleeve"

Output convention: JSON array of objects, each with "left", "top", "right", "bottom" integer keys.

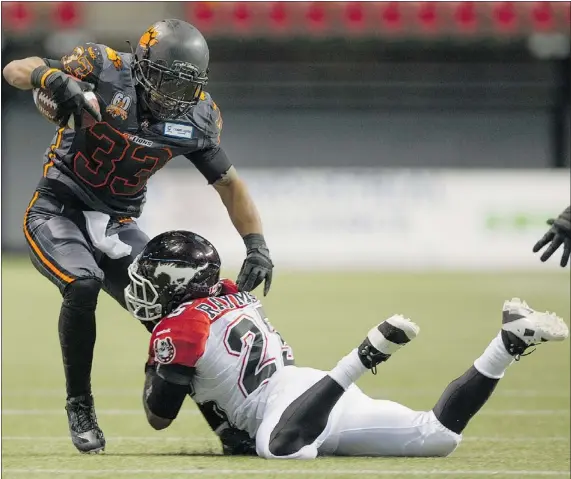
[
  {"left": 184, "top": 146, "right": 232, "bottom": 184},
  {"left": 43, "top": 58, "right": 64, "bottom": 70},
  {"left": 144, "top": 364, "right": 194, "bottom": 420}
]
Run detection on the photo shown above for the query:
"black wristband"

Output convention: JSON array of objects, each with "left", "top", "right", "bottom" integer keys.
[
  {"left": 243, "top": 233, "right": 266, "bottom": 251},
  {"left": 30, "top": 65, "right": 53, "bottom": 89},
  {"left": 43, "top": 58, "right": 65, "bottom": 70}
]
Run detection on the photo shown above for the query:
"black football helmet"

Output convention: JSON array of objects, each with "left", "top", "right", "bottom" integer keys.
[
  {"left": 132, "top": 19, "right": 209, "bottom": 121},
  {"left": 124, "top": 230, "right": 222, "bottom": 322}
]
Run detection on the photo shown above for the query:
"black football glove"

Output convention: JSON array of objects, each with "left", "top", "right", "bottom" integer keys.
[
  {"left": 219, "top": 427, "right": 257, "bottom": 456},
  {"left": 30, "top": 66, "right": 101, "bottom": 128},
  {"left": 236, "top": 233, "right": 273, "bottom": 296},
  {"left": 533, "top": 206, "right": 571, "bottom": 267}
]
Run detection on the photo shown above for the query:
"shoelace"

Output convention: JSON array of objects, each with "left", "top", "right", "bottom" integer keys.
[
  {"left": 514, "top": 347, "right": 537, "bottom": 362},
  {"left": 74, "top": 403, "right": 99, "bottom": 432},
  {"left": 360, "top": 344, "right": 381, "bottom": 375}
]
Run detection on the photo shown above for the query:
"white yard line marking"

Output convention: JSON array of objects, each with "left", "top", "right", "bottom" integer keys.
[
  {"left": 3, "top": 408, "right": 568, "bottom": 416},
  {"left": 3, "top": 388, "right": 569, "bottom": 398},
  {"left": 2, "top": 435, "right": 569, "bottom": 443},
  {"left": 1, "top": 409, "right": 161, "bottom": 416},
  {"left": 2, "top": 468, "right": 569, "bottom": 476},
  {"left": 1, "top": 436, "right": 216, "bottom": 442},
  {"left": 479, "top": 409, "right": 570, "bottom": 416}
]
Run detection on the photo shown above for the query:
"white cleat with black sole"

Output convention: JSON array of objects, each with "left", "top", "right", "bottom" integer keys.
[
  {"left": 357, "top": 314, "right": 420, "bottom": 374},
  {"left": 501, "top": 298, "right": 569, "bottom": 359}
]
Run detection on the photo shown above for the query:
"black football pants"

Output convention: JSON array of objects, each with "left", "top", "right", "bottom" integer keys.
[
  {"left": 23, "top": 190, "right": 149, "bottom": 301},
  {"left": 23, "top": 189, "right": 150, "bottom": 398}
]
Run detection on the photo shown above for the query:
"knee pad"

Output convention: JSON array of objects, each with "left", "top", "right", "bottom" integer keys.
[{"left": 63, "top": 278, "right": 102, "bottom": 309}]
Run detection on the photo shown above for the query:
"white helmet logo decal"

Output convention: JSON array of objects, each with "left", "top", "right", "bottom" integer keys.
[{"left": 154, "top": 262, "right": 208, "bottom": 291}]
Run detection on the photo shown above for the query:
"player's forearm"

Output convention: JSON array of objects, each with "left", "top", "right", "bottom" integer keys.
[
  {"left": 3, "top": 57, "right": 48, "bottom": 90},
  {"left": 214, "top": 168, "right": 263, "bottom": 237}
]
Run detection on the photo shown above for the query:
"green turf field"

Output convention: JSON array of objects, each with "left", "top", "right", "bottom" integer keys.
[{"left": 2, "top": 257, "right": 570, "bottom": 479}]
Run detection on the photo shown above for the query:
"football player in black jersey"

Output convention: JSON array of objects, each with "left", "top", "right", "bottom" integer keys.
[{"left": 3, "top": 19, "right": 274, "bottom": 454}]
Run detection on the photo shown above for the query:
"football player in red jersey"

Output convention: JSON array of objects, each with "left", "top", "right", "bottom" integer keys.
[
  {"left": 3, "top": 19, "right": 273, "bottom": 453},
  {"left": 128, "top": 230, "right": 568, "bottom": 459}
]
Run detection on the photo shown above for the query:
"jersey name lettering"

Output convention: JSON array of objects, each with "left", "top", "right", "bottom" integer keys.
[{"left": 196, "top": 292, "right": 258, "bottom": 320}]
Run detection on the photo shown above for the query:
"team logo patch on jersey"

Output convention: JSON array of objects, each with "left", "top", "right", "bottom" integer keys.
[
  {"left": 164, "top": 123, "right": 193, "bottom": 139},
  {"left": 105, "top": 47, "right": 123, "bottom": 70},
  {"left": 106, "top": 92, "right": 131, "bottom": 120},
  {"left": 154, "top": 337, "right": 176, "bottom": 364}
]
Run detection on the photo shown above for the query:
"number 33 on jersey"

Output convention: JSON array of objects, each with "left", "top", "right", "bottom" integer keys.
[
  {"left": 147, "top": 279, "right": 294, "bottom": 427},
  {"left": 42, "top": 42, "right": 223, "bottom": 218}
]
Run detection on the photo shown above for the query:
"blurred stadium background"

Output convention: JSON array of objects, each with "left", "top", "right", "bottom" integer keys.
[
  {"left": 2, "top": 1, "right": 570, "bottom": 268},
  {"left": 1, "top": 2, "right": 570, "bottom": 478}
]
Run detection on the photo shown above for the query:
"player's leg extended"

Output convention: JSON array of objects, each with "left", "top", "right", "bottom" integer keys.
[
  {"left": 319, "top": 389, "right": 462, "bottom": 457},
  {"left": 432, "top": 298, "right": 569, "bottom": 436},
  {"left": 256, "top": 315, "right": 419, "bottom": 459},
  {"left": 321, "top": 298, "right": 568, "bottom": 458},
  {"left": 24, "top": 191, "right": 106, "bottom": 453}
]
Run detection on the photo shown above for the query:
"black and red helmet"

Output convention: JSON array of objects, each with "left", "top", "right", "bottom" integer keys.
[{"left": 125, "top": 230, "right": 221, "bottom": 322}]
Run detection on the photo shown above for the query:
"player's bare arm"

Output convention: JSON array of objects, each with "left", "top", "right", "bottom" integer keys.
[
  {"left": 213, "top": 167, "right": 274, "bottom": 294},
  {"left": 186, "top": 100, "right": 275, "bottom": 295},
  {"left": 215, "top": 167, "right": 273, "bottom": 294},
  {"left": 3, "top": 57, "right": 49, "bottom": 90},
  {"left": 213, "top": 166, "right": 263, "bottom": 236}
]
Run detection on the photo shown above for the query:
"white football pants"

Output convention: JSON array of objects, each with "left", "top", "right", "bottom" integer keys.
[{"left": 255, "top": 366, "right": 461, "bottom": 459}]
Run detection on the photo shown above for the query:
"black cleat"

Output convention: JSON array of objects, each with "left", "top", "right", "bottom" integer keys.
[
  {"left": 357, "top": 315, "right": 420, "bottom": 374},
  {"left": 66, "top": 394, "right": 106, "bottom": 454}
]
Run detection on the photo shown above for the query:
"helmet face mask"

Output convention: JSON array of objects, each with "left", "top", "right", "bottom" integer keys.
[
  {"left": 134, "top": 58, "right": 207, "bottom": 120},
  {"left": 132, "top": 19, "right": 210, "bottom": 121},
  {"left": 125, "top": 260, "right": 163, "bottom": 322}
]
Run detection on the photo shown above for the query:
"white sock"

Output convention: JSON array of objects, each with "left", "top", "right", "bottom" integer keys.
[
  {"left": 329, "top": 348, "right": 368, "bottom": 390},
  {"left": 473, "top": 332, "right": 515, "bottom": 379}
]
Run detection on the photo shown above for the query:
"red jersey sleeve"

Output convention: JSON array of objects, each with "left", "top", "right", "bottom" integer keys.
[
  {"left": 149, "top": 306, "right": 211, "bottom": 368},
  {"left": 219, "top": 278, "right": 239, "bottom": 295}
]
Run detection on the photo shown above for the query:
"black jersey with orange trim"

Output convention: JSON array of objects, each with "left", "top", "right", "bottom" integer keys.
[{"left": 39, "top": 42, "right": 224, "bottom": 217}]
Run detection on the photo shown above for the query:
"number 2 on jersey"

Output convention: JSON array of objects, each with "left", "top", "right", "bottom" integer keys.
[{"left": 224, "top": 307, "right": 294, "bottom": 398}]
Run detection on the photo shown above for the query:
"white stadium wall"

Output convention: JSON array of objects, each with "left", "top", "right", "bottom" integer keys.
[{"left": 138, "top": 169, "right": 571, "bottom": 271}]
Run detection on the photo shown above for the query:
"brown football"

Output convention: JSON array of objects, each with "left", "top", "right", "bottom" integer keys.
[{"left": 32, "top": 87, "right": 100, "bottom": 130}]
